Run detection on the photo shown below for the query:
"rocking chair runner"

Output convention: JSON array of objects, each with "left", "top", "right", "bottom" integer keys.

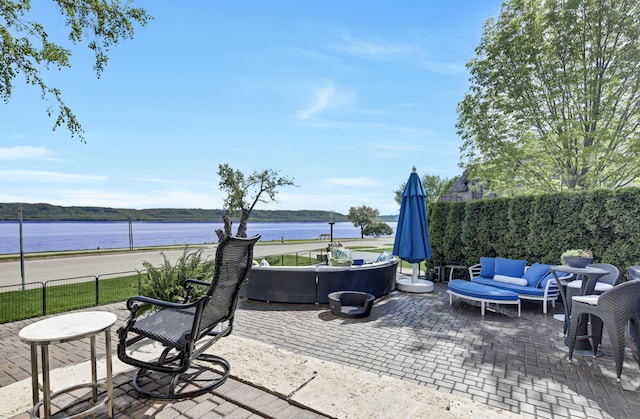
[{"left": 117, "top": 235, "right": 260, "bottom": 399}]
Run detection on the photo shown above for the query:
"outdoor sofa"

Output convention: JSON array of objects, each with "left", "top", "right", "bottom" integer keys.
[
  {"left": 468, "top": 257, "right": 567, "bottom": 314},
  {"left": 240, "top": 258, "right": 398, "bottom": 304}
]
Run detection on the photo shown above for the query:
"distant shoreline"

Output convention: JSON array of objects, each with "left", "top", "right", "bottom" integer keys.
[{"left": 0, "top": 203, "right": 398, "bottom": 222}]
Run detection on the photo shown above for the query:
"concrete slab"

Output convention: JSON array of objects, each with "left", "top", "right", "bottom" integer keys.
[{"left": 212, "top": 336, "right": 521, "bottom": 418}]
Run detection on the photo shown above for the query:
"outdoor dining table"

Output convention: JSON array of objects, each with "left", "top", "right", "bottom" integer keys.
[{"left": 550, "top": 265, "right": 608, "bottom": 356}]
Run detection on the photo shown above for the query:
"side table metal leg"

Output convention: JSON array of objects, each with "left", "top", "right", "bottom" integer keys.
[
  {"left": 90, "top": 335, "right": 97, "bottom": 402},
  {"left": 105, "top": 329, "right": 114, "bottom": 418},
  {"left": 41, "top": 345, "right": 51, "bottom": 419},
  {"left": 29, "top": 344, "right": 39, "bottom": 406}
]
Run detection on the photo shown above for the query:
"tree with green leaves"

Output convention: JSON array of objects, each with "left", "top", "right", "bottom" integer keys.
[
  {"left": 394, "top": 174, "right": 456, "bottom": 205},
  {"left": 457, "top": 0, "right": 640, "bottom": 193},
  {"left": 363, "top": 221, "right": 393, "bottom": 238},
  {"left": 347, "top": 205, "right": 379, "bottom": 239},
  {"left": 1, "top": 0, "right": 152, "bottom": 141},
  {"left": 216, "top": 164, "right": 296, "bottom": 239}
]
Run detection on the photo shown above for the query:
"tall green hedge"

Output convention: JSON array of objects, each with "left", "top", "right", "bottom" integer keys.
[
  {"left": 427, "top": 201, "right": 450, "bottom": 263},
  {"left": 442, "top": 202, "right": 466, "bottom": 263},
  {"left": 427, "top": 188, "right": 640, "bottom": 279}
]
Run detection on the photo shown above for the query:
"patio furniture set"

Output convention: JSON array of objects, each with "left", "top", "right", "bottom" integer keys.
[
  {"left": 448, "top": 256, "right": 567, "bottom": 315},
  {"left": 16, "top": 236, "right": 640, "bottom": 417},
  {"left": 18, "top": 236, "right": 397, "bottom": 417},
  {"left": 447, "top": 256, "right": 640, "bottom": 383}
]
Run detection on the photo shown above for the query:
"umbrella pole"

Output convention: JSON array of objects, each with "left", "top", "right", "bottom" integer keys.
[{"left": 412, "top": 264, "right": 418, "bottom": 283}]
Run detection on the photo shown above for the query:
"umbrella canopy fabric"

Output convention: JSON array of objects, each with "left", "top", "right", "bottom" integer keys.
[{"left": 392, "top": 169, "right": 432, "bottom": 264}]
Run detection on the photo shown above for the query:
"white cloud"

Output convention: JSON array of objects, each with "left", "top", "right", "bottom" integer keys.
[
  {"left": 263, "top": 189, "right": 397, "bottom": 215},
  {"left": 137, "top": 177, "right": 190, "bottom": 185},
  {"left": 330, "top": 29, "right": 416, "bottom": 60},
  {"left": 325, "top": 177, "right": 384, "bottom": 187},
  {"left": 0, "top": 146, "right": 55, "bottom": 160},
  {"left": 4, "top": 188, "right": 224, "bottom": 210},
  {"left": 0, "top": 170, "right": 106, "bottom": 182},
  {"left": 53, "top": 189, "right": 222, "bottom": 209},
  {"left": 422, "top": 61, "right": 467, "bottom": 75},
  {"left": 296, "top": 84, "right": 335, "bottom": 120}
]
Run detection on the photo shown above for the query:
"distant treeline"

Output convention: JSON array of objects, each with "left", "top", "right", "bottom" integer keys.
[{"left": 0, "top": 203, "right": 397, "bottom": 223}]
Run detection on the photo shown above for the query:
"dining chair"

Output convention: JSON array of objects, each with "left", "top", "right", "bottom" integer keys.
[
  {"left": 567, "top": 263, "right": 619, "bottom": 295},
  {"left": 567, "top": 279, "right": 640, "bottom": 382}
]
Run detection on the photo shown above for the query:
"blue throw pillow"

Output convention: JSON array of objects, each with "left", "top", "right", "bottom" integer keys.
[
  {"left": 494, "top": 257, "right": 527, "bottom": 278},
  {"left": 538, "top": 272, "right": 556, "bottom": 289},
  {"left": 522, "top": 263, "right": 551, "bottom": 287},
  {"left": 479, "top": 257, "right": 495, "bottom": 277}
]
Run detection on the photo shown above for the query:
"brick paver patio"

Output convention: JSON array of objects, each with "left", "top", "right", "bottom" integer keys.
[{"left": 2, "top": 281, "right": 639, "bottom": 418}]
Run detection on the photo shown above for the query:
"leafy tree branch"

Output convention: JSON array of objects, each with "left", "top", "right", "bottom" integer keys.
[{"left": 1, "top": 0, "right": 152, "bottom": 140}]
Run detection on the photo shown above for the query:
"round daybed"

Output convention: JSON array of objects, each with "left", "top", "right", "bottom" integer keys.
[{"left": 239, "top": 259, "right": 398, "bottom": 304}]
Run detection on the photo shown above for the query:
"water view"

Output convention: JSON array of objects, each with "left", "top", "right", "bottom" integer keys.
[{"left": 0, "top": 221, "right": 397, "bottom": 254}]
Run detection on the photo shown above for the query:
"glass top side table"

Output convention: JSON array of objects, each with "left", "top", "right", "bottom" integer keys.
[{"left": 19, "top": 311, "right": 117, "bottom": 419}]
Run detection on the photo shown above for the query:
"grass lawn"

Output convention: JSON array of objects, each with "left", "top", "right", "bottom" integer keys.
[{"left": 0, "top": 273, "right": 138, "bottom": 323}]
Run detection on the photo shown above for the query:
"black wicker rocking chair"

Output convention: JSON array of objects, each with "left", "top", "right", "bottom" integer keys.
[{"left": 117, "top": 235, "right": 259, "bottom": 399}]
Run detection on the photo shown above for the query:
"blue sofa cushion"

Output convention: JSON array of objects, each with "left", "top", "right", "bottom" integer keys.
[
  {"left": 538, "top": 272, "right": 556, "bottom": 289},
  {"left": 480, "top": 257, "right": 495, "bottom": 278},
  {"left": 472, "top": 277, "right": 548, "bottom": 297},
  {"left": 449, "top": 279, "right": 518, "bottom": 301},
  {"left": 522, "top": 263, "right": 551, "bottom": 287},
  {"left": 495, "top": 257, "right": 526, "bottom": 278}
]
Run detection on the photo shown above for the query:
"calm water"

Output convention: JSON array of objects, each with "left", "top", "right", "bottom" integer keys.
[{"left": 0, "top": 221, "right": 397, "bottom": 254}]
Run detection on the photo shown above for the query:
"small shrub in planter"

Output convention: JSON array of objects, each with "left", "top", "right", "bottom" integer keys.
[{"left": 561, "top": 249, "right": 593, "bottom": 268}]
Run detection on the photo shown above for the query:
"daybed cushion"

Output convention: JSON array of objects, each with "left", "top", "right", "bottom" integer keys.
[
  {"left": 480, "top": 257, "right": 495, "bottom": 278},
  {"left": 449, "top": 279, "right": 518, "bottom": 301},
  {"left": 494, "top": 274, "right": 528, "bottom": 287},
  {"left": 494, "top": 257, "right": 527, "bottom": 277},
  {"left": 472, "top": 277, "right": 548, "bottom": 297},
  {"left": 522, "top": 263, "right": 552, "bottom": 287}
]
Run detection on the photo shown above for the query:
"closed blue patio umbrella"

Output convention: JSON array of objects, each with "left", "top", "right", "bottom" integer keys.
[{"left": 393, "top": 167, "right": 434, "bottom": 293}]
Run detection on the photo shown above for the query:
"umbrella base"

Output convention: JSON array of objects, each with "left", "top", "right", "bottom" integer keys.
[{"left": 396, "top": 277, "right": 434, "bottom": 293}]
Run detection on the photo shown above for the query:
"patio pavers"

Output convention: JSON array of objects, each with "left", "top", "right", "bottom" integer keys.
[
  {"left": 1, "top": 281, "right": 639, "bottom": 418},
  {"left": 231, "top": 283, "right": 640, "bottom": 418}
]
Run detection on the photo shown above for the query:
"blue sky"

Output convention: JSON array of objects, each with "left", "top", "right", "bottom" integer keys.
[{"left": 2, "top": 1, "right": 502, "bottom": 216}]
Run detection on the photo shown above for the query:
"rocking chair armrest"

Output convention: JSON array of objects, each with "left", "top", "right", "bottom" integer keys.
[
  {"left": 184, "top": 278, "right": 211, "bottom": 288},
  {"left": 182, "top": 278, "right": 212, "bottom": 302},
  {"left": 125, "top": 294, "right": 203, "bottom": 314}
]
